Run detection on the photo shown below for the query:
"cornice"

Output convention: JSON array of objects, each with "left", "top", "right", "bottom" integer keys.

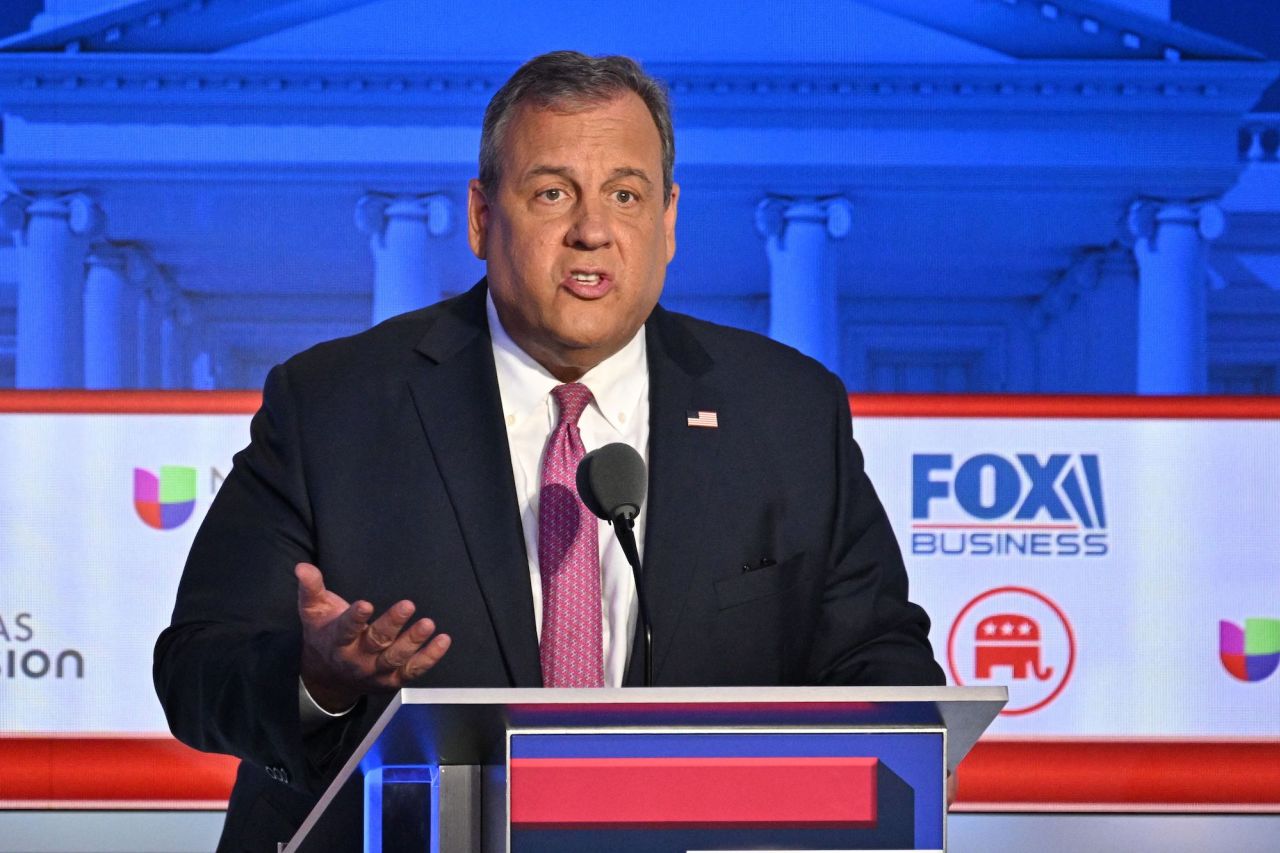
[
  {"left": 0, "top": 57, "right": 1273, "bottom": 121},
  {"left": 0, "top": 56, "right": 508, "bottom": 110},
  {"left": 660, "top": 60, "right": 1276, "bottom": 118},
  {"left": 0, "top": 0, "right": 370, "bottom": 54},
  {"left": 859, "top": 0, "right": 1261, "bottom": 62}
]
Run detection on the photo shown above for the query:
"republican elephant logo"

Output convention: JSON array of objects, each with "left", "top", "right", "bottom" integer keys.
[
  {"left": 974, "top": 614, "right": 1053, "bottom": 681},
  {"left": 947, "top": 586, "right": 1076, "bottom": 717}
]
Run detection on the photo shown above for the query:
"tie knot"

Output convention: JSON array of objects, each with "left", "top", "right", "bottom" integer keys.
[{"left": 551, "top": 382, "right": 593, "bottom": 426}]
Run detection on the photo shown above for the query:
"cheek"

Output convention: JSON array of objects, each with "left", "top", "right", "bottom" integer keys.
[
  {"left": 493, "top": 244, "right": 561, "bottom": 319},
  {"left": 501, "top": 227, "right": 558, "bottom": 276}
]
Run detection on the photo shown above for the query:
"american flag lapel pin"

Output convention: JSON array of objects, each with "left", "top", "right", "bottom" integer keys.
[{"left": 686, "top": 410, "right": 719, "bottom": 429}]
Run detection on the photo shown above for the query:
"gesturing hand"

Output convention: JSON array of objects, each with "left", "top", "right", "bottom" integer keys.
[{"left": 295, "top": 562, "right": 451, "bottom": 713}]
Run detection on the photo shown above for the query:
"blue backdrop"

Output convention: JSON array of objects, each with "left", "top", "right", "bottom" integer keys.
[{"left": 0, "top": 0, "right": 1276, "bottom": 394}]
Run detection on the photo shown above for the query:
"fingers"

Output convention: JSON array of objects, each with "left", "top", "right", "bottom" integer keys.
[
  {"left": 360, "top": 600, "right": 416, "bottom": 655},
  {"left": 376, "top": 617, "right": 436, "bottom": 670},
  {"left": 400, "top": 633, "right": 451, "bottom": 682},
  {"left": 331, "top": 599, "right": 374, "bottom": 645},
  {"left": 368, "top": 614, "right": 451, "bottom": 685}
]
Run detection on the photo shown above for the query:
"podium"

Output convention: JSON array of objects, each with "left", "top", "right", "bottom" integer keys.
[{"left": 284, "top": 686, "right": 1006, "bottom": 853}]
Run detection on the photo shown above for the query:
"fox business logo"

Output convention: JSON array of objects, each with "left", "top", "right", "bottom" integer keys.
[{"left": 911, "top": 453, "right": 1109, "bottom": 558}]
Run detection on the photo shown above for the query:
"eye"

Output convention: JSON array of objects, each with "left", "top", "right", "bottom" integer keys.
[
  {"left": 614, "top": 190, "right": 637, "bottom": 205},
  {"left": 539, "top": 188, "right": 564, "bottom": 202}
]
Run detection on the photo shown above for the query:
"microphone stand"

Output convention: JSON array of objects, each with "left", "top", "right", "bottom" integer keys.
[{"left": 612, "top": 510, "right": 652, "bottom": 687}]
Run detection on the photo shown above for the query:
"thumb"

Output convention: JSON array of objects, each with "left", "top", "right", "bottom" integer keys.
[{"left": 295, "top": 562, "right": 327, "bottom": 612}]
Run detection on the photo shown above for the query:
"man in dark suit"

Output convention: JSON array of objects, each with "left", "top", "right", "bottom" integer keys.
[{"left": 155, "top": 51, "right": 943, "bottom": 851}]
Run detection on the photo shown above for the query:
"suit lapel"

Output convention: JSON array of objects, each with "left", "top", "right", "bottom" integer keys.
[
  {"left": 406, "top": 282, "right": 542, "bottom": 686},
  {"left": 632, "top": 305, "right": 722, "bottom": 684}
]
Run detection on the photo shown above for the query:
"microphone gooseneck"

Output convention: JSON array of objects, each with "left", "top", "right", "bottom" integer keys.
[{"left": 576, "top": 443, "right": 653, "bottom": 687}]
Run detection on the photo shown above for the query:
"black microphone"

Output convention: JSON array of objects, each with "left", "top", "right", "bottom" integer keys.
[{"left": 576, "top": 443, "right": 653, "bottom": 686}]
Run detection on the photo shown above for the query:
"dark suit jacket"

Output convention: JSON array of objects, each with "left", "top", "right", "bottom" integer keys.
[{"left": 154, "top": 280, "right": 943, "bottom": 852}]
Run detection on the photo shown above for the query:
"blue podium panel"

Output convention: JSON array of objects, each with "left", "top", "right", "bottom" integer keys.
[
  {"left": 363, "top": 766, "right": 436, "bottom": 853},
  {"left": 506, "top": 730, "right": 945, "bottom": 852}
]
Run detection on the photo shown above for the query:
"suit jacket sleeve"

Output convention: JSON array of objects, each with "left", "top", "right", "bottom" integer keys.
[
  {"left": 153, "top": 362, "right": 360, "bottom": 793},
  {"left": 805, "top": 371, "right": 945, "bottom": 687}
]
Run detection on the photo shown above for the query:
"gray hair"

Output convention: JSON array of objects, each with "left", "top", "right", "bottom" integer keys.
[{"left": 479, "top": 51, "right": 675, "bottom": 206}]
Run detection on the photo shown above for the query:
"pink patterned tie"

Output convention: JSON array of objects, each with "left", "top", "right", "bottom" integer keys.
[{"left": 538, "top": 382, "right": 604, "bottom": 688}]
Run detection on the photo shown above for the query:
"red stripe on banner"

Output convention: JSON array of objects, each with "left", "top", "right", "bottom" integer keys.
[
  {"left": 509, "top": 756, "right": 878, "bottom": 828},
  {"left": 847, "top": 393, "right": 1280, "bottom": 420},
  {"left": 955, "top": 739, "right": 1280, "bottom": 812},
  {"left": 1, "top": 737, "right": 1277, "bottom": 811},
  {"left": 0, "top": 390, "right": 261, "bottom": 414},
  {"left": 0, "top": 391, "right": 1276, "bottom": 419},
  {"left": 0, "top": 737, "right": 237, "bottom": 806}
]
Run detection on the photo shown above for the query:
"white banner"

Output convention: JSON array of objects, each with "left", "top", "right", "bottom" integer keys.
[
  {"left": 1, "top": 413, "right": 249, "bottom": 734},
  {"left": 859, "top": 416, "right": 1280, "bottom": 737},
  {"left": 2, "top": 406, "right": 1277, "bottom": 738}
]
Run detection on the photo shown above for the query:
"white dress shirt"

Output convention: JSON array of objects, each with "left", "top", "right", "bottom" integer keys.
[
  {"left": 487, "top": 293, "right": 647, "bottom": 687},
  {"left": 301, "top": 296, "right": 649, "bottom": 719}
]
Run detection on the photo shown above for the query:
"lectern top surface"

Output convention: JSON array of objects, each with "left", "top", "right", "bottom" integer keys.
[
  {"left": 397, "top": 685, "right": 1004, "bottom": 706},
  {"left": 361, "top": 685, "right": 1005, "bottom": 772}
]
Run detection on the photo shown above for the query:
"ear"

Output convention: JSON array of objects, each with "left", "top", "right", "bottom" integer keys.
[
  {"left": 467, "top": 179, "right": 489, "bottom": 260},
  {"left": 663, "top": 182, "right": 679, "bottom": 264}
]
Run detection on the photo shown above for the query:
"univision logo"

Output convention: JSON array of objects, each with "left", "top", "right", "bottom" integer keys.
[
  {"left": 911, "top": 453, "right": 1109, "bottom": 558},
  {"left": 1220, "top": 618, "right": 1280, "bottom": 683},
  {"left": 134, "top": 466, "right": 197, "bottom": 530}
]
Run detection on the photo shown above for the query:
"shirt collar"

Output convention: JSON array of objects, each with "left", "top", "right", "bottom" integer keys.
[{"left": 487, "top": 291, "right": 647, "bottom": 433}]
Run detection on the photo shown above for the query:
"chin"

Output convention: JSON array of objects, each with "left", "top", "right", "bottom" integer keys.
[
  {"left": 551, "top": 319, "right": 620, "bottom": 348},
  {"left": 553, "top": 336, "right": 614, "bottom": 359}
]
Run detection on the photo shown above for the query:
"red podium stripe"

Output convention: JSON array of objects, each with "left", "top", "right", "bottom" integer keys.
[
  {"left": 956, "top": 739, "right": 1280, "bottom": 811},
  {"left": 509, "top": 756, "right": 878, "bottom": 828},
  {"left": 0, "top": 736, "right": 237, "bottom": 807}
]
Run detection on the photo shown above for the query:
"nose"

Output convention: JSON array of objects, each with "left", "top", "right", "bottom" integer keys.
[{"left": 565, "top": 197, "right": 612, "bottom": 251}]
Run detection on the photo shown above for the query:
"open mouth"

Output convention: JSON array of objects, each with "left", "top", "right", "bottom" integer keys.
[{"left": 562, "top": 270, "right": 613, "bottom": 298}]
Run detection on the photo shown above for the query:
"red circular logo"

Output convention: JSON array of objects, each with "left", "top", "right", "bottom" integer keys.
[{"left": 947, "top": 586, "right": 1076, "bottom": 716}]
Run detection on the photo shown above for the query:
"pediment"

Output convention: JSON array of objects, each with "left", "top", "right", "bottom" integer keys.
[
  {"left": 1, "top": 0, "right": 1260, "bottom": 65},
  {"left": 222, "top": 0, "right": 1011, "bottom": 64}
]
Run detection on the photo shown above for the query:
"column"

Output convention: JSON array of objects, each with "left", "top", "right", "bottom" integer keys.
[
  {"left": 755, "top": 196, "right": 852, "bottom": 373},
  {"left": 2, "top": 192, "right": 106, "bottom": 388},
  {"left": 355, "top": 193, "right": 454, "bottom": 325},
  {"left": 191, "top": 351, "right": 216, "bottom": 391},
  {"left": 1126, "top": 199, "right": 1224, "bottom": 395},
  {"left": 1085, "top": 245, "right": 1139, "bottom": 393},
  {"left": 137, "top": 279, "right": 172, "bottom": 389},
  {"left": 1029, "top": 270, "right": 1077, "bottom": 394},
  {"left": 83, "top": 243, "right": 133, "bottom": 389},
  {"left": 159, "top": 294, "right": 192, "bottom": 390}
]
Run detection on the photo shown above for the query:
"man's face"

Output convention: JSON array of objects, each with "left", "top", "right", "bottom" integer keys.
[{"left": 468, "top": 92, "right": 679, "bottom": 381}]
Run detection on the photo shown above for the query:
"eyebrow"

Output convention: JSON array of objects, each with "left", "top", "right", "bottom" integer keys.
[
  {"left": 607, "top": 167, "right": 653, "bottom": 187},
  {"left": 523, "top": 165, "right": 654, "bottom": 187}
]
